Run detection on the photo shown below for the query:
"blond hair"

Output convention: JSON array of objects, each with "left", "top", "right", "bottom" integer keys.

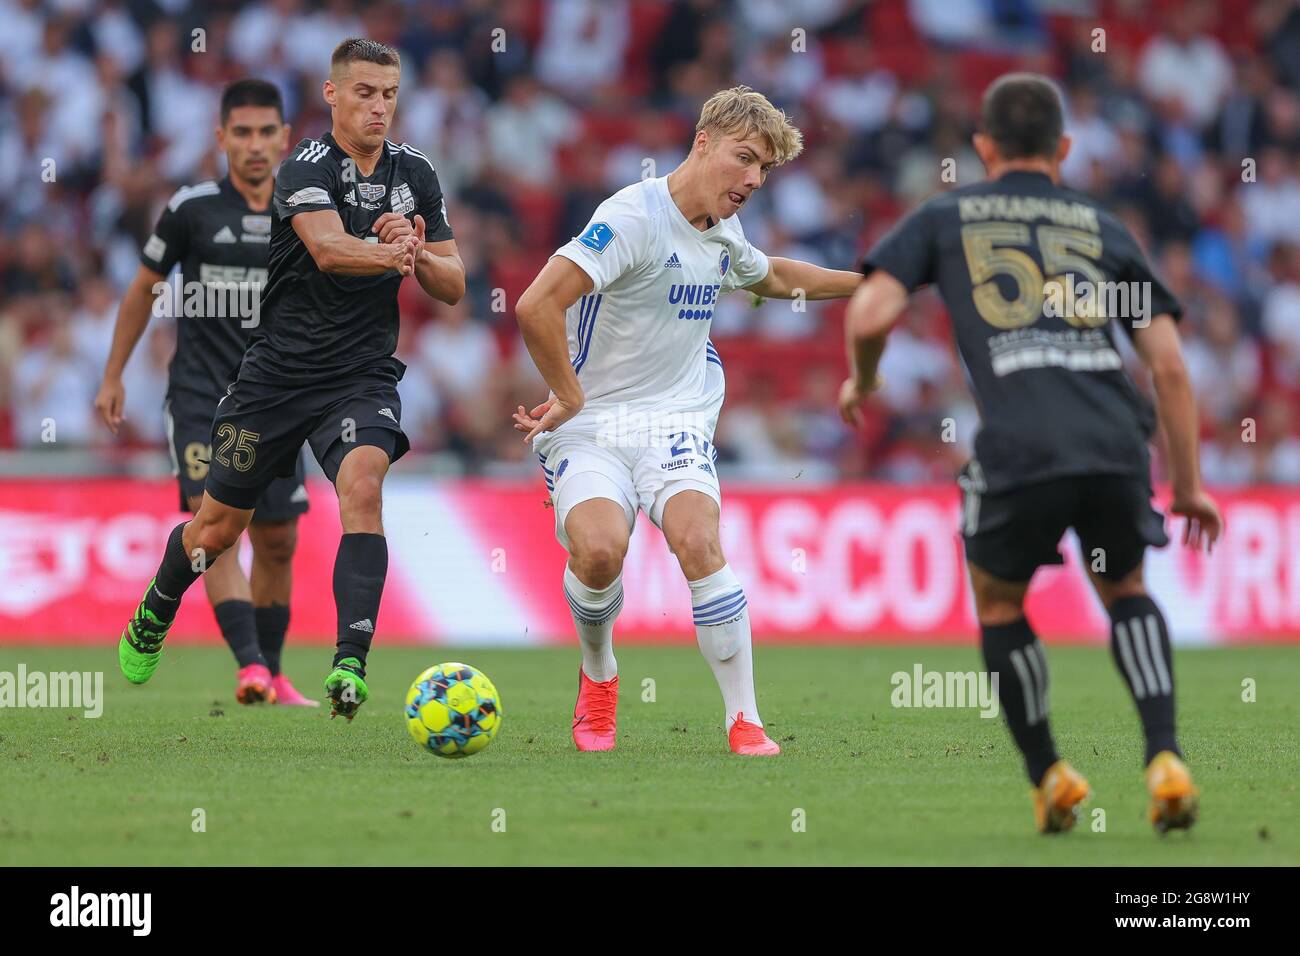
[{"left": 695, "top": 86, "right": 804, "bottom": 165}]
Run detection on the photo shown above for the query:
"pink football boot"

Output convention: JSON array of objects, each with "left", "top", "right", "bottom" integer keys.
[
  {"left": 235, "top": 663, "right": 276, "bottom": 704},
  {"left": 728, "top": 713, "right": 780, "bottom": 756},
  {"left": 272, "top": 673, "right": 319, "bottom": 707},
  {"left": 572, "top": 670, "right": 618, "bottom": 751}
]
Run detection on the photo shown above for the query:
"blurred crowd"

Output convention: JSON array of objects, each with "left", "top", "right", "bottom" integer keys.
[{"left": 1, "top": 0, "right": 1299, "bottom": 485}]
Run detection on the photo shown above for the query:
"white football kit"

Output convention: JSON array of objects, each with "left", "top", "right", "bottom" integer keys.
[{"left": 534, "top": 175, "right": 770, "bottom": 547}]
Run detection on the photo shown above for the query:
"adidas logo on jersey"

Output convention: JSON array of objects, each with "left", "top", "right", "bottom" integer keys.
[
  {"left": 290, "top": 484, "right": 308, "bottom": 503},
  {"left": 377, "top": 407, "right": 397, "bottom": 423},
  {"left": 664, "top": 252, "right": 683, "bottom": 269},
  {"left": 349, "top": 618, "right": 375, "bottom": 633},
  {"left": 212, "top": 226, "right": 237, "bottom": 244}
]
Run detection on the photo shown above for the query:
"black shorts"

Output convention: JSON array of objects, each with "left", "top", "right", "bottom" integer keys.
[
  {"left": 960, "top": 473, "right": 1169, "bottom": 583},
  {"left": 203, "top": 366, "right": 409, "bottom": 511},
  {"left": 165, "top": 393, "right": 309, "bottom": 523}
]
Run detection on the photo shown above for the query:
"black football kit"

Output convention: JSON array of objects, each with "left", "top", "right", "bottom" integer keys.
[
  {"left": 141, "top": 176, "right": 308, "bottom": 520},
  {"left": 863, "top": 170, "right": 1180, "bottom": 581},
  {"left": 204, "top": 133, "right": 454, "bottom": 509}
]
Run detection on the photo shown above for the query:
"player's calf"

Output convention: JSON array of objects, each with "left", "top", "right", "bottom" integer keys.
[
  {"left": 1106, "top": 593, "right": 1181, "bottom": 765},
  {"left": 328, "top": 446, "right": 392, "bottom": 698},
  {"left": 562, "top": 500, "right": 630, "bottom": 749},
  {"left": 663, "top": 493, "right": 777, "bottom": 755},
  {"left": 118, "top": 498, "right": 253, "bottom": 685},
  {"left": 980, "top": 616, "right": 1061, "bottom": 787}
]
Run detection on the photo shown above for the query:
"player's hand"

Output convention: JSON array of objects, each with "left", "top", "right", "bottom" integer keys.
[
  {"left": 514, "top": 393, "right": 581, "bottom": 443},
  {"left": 385, "top": 237, "right": 418, "bottom": 276},
  {"left": 837, "top": 374, "right": 884, "bottom": 427},
  {"left": 94, "top": 377, "right": 126, "bottom": 435},
  {"left": 1169, "top": 489, "right": 1223, "bottom": 552},
  {"left": 372, "top": 212, "right": 415, "bottom": 244},
  {"left": 512, "top": 394, "right": 555, "bottom": 434},
  {"left": 374, "top": 213, "right": 426, "bottom": 260}
]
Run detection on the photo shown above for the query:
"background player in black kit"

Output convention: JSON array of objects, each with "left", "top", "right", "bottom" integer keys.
[
  {"left": 839, "top": 74, "right": 1223, "bottom": 835},
  {"left": 116, "top": 38, "right": 465, "bottom": 719},
  {"left": 96, "top": 79, "right": 317, "bottom": 708}
]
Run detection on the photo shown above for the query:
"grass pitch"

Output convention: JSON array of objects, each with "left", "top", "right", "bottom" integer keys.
[{"left": 0, "top": 644, "right": 1296, "bottom": 866}]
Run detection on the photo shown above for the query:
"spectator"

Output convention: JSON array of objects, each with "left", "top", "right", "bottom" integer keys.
[
  {"left": 11, "top": 313, "right": 99, "bottom": 448},
  {"left": 1136, "top": 0, "right": 1233, "bottom": 130},
  {"left": 485, "top": 75, "right": 580, "bottom": 188},
  {"left": 534, "top": 0, "right": 630, "bottom": 101}
]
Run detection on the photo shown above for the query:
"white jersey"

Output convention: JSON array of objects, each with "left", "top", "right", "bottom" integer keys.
[{"left": 548, "top": 175, "right": 770, "bottom": 436}]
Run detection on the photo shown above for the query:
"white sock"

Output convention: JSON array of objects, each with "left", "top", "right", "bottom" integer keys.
[
  {"left": 689, "top": 564, "right": 760, "bottom": 728},
  {"left": 563, "top": 564, "right": 621, "bottom": 682}
]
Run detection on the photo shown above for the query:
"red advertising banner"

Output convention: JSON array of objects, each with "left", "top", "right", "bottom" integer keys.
[{"left": 1, "top": 478, "right": 1296, "bottom": 644}]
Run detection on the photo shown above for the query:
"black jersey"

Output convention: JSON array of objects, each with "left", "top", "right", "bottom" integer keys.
[
  {"left": 245, "top": 132, "right": 455, "bottom": 386},
  {"left": 140, "top": 177, "right": 271, "bottom": 403},
  {"left": 863, "top": 170, "right": 1182, "bottom": 495}
]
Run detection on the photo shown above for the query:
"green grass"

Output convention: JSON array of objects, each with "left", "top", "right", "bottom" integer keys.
[{"left": 0, "top": 644, "right": 1296, "bottom": 865}]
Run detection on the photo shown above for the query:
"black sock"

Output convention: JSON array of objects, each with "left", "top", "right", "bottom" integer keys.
[
  {"left": 214, "top": 600, "right": 265, "bottom": 669},
  {"left": 145, "top": 522, "right": 204, "bottom": 625},
  {"left": 255, "top": 603, "right": 291, "bottom": 676},
  {"left": 1108, "top": 595, "right": 1180, "bottom": 765},
  {"left": 333, "top": 533, "right": 388, "bottom": 671},
  {"left": 982, "top": 617, "right": 1059, "bottom": 786}
]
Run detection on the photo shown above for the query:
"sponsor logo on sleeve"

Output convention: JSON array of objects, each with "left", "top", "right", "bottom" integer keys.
[
  {"left": 142, "top": 234, "right": 166, "bottom": 262},
  {"left": 579, "top": 222, "right": 616, "bottom": 254},
  {"left": 286, "top": 186, "right": 331, "bottom": 207}
]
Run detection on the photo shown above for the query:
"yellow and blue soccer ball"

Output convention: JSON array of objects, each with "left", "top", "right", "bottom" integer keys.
[{"left": 405, "top": 662, "right": 502, "bottom": 758}]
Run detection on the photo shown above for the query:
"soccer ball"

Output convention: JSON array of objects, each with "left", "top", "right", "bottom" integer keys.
[{"left": 405, "top": 662, "right": 502, "bottom": 758}]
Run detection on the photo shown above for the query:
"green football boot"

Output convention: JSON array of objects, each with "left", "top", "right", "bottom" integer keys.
[
  {"left": 118, "top": 579, "right": 174, "bottom": 684},
  {"left": 325, "top": 657, "right": 369, "bottom": 720}
]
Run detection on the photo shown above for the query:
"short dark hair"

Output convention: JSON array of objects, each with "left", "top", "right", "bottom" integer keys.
[
  {"left": 331, "top": 37, "right": 401, "bottom": 74},
  {"left": 220, "top": 79, "right": 284, "bottom": 124},
  {"left": 980, "top": 73, "right": 1064, "bottom": 160}
]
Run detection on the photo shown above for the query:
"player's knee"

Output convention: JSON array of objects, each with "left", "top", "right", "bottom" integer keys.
[
  {"left": 569, "top": 538, "right": 627, "bottom": 588},
  {"left": 1094, "top": 567, "right": 1147, "bottom": 611},
  {"left": 970, "top": 580, "right": 1026, "bottom": 626},
  {"left": 339, "top": 473, "right": 383, "bottom": 521},
  {"left": 190, "top": 515, "right": 243, "bottom": 559},
  {"left": 669, "top": 524, "right": 722, "bottom": 571},
  {"left": 251, "top": 523, "right": 297, "bottom": 565}
]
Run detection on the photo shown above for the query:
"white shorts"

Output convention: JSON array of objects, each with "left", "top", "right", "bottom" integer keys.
[{"left": 535, "top": 425, "right": 721, "bottom": 551}]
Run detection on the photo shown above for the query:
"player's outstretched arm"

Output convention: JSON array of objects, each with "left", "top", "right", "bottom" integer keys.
[
  {"left": 744, "top": 256, "right": 862, "bottom": 301},
  {"left": 513, "top": 256, "right": 593, "bottom": 442},
  {"left": 1131, "top": 314, "right": 1223, "bottom": 550},
  {"left": 292, "top": 208, "right": 416, "bottom": 277},
  {"left": 94, "top": 264, "right": 166, "bottom": 435},
  {"left": 838, "top": 269, "right": 909, "bottom": 426}
]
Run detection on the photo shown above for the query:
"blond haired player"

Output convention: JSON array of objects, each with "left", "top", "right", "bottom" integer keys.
[{"left": 513, "top": 87, "right": 861, "bottom": 755}]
